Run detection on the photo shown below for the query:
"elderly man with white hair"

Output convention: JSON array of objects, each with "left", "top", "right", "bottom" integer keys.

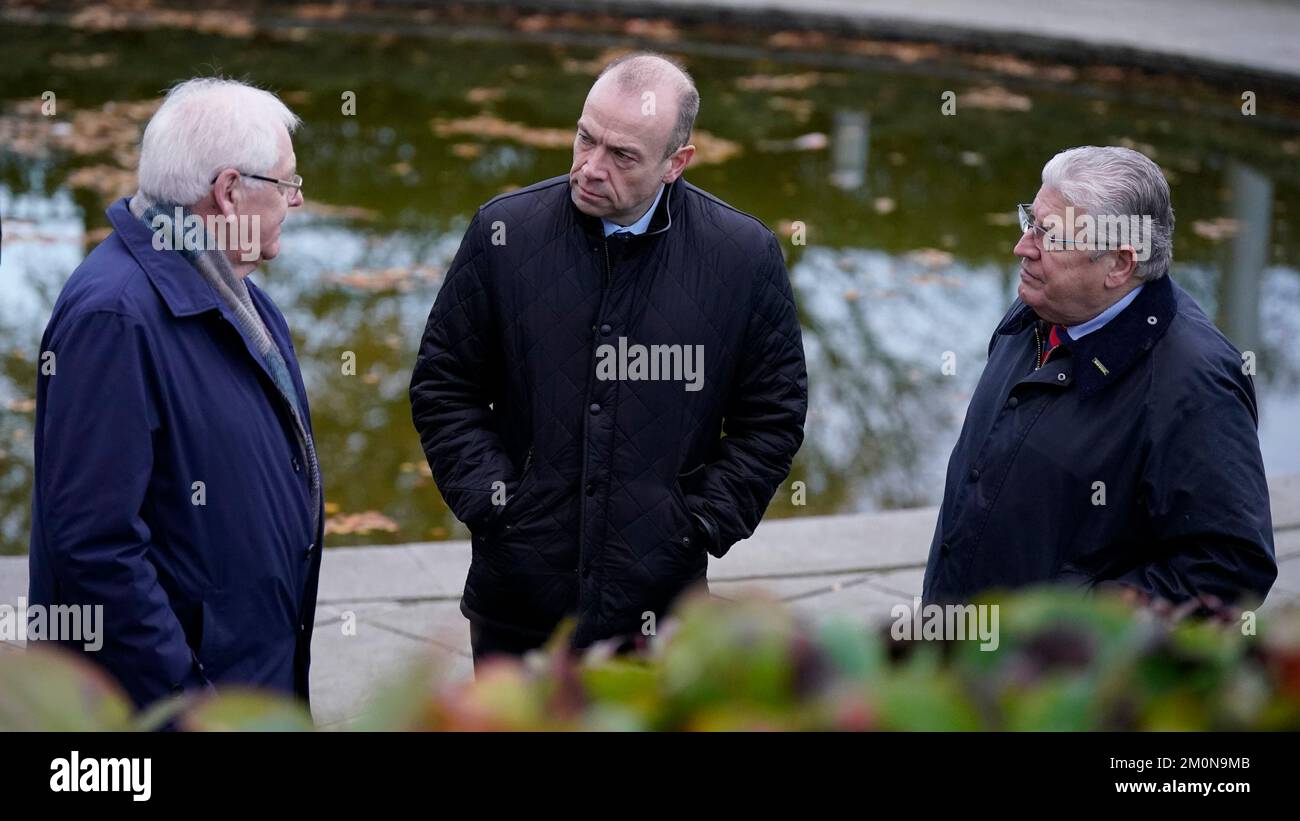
[
  {"left": 923, "top": 145, "right": 1276, "bottom": 612},
  {"left": 28, "top": 77, "right": 323, "bottom": 710}
]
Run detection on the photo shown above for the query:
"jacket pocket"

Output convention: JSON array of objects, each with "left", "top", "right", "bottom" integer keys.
[
  {"left": 196, "top": 598, "right": 224, "bottom": 671},
  {"left": 481, "top": 446, "right": 536, "bottom": 541},
  {"left": 669, "top": 463, "right": 708, "bottom": 556}
]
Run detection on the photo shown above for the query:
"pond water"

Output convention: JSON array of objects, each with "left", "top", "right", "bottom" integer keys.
[{"left": 2, "top": 10, "right": 1298, "bottom": 553}]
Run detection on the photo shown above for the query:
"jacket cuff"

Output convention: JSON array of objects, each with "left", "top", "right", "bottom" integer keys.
[{"left": 691, "top": 512, "right": 725, "bottom": 559}]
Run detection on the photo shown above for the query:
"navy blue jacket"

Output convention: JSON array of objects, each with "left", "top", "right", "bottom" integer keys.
[
  {"left": 28, "top": 198, "right": 323, "bottom": 710},
  {"left": 923, "top": 274, "right": 1276, "bottom": 607},
  {"left": 410, "top": 176, "right": 808, "bottom": 646}
]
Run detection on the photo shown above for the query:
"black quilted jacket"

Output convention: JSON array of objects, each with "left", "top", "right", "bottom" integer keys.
[{"left": 409, "top": 175, "right": 808, "bottom": 646}]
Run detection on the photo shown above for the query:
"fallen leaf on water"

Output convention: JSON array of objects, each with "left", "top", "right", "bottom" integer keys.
[
  {"left": 65, "top": 165, "right": 136, "bottom": 200},
  {"left": 844, "top": 40, "right": 945, "bottom": 65},
  {"left": 622, "top": 18, "right": 679, "bottom": 41},
  {"left": 960, "top": 86, "right": 1032, "bottom": 112},
  {"left": 561, "top": 47, "right": 633, "bottom": 75},
  {"left": 70, "top": 6, "right": 255, "bottom": 37},
  {"left": 766, "top": 96, "right": 814, "bottom": 122},
  {"left": 327, "top": 267, "right": 444, "bottom": 291},
  {"left": 434, "top": 114, "right": 741, "bottom": 165},
  {"left": 49, "top": 53, "right": 116, "bottom": 70},
  {"left": 1113, "top": 136, "right": 1157, "bottom": 158},
  {"left": 774, "top": 220, "right": 808, "bottom": 238},
  {"left": 0, "top": 98, "right": 159, "bottom": 169},
  {"left": 756, "top": 132, "right": 828, "bottom": 153},
  {"left": 736, "top": 72, "right": 827, "bottom": 93},
  {"left": 967, "top": 53, "right": 1076, "bottom": 83},
  {"left": 466, "top": 87, "right": 505, "bottom": 105},
  {"left": 291, "top": 3, "right": 349, "bottom": 22},
  {"left": 433, "top": 114, "right": 572, "bottom": 149},
  {"left": 765, "top": 30, "right": 834, "bottom": 51},
  {"left": 299, "top": 201, "right": 381, "bottom": 221},
  {"left": 688, "top": 131, "right": 742, "bottom": 165},
  {"left": 325, "top": 511, "right": 400, "bottom": 537},
  {"left": 1192, "top": 218, "right": 1240, "bottom": 241},
  {"left": 905, "top": 248, "right": 955, "bottom": 269}
]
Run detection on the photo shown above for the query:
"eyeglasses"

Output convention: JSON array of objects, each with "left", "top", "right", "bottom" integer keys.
[
  {"left": 212, "top": 171, "right": 304, "bottom": 200},
  {"left": 1017, "top": 202, "right": 1084, "bottom": 250}
]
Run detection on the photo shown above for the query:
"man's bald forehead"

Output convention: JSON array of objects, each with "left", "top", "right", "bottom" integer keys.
[
  {"left": 590, "top": 51, "right": 700, "bottom": 159},
  {"left": 597, "top": 53, "right": 691, "bottom": 95}
]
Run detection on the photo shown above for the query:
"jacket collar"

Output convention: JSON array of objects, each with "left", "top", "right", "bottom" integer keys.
[
  {"left": 575, "top": 178, "right": 678, "bottom": 243},
  {"left": 107, "top": 196, "right": 224, "bottom": 317},
  {"left": 107, "top": 197, "right": 291, "bottom": 402},
  {"left": 997, "top": 273, "right": 1178, "bottom": 396}
]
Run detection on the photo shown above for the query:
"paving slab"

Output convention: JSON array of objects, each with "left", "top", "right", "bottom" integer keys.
[{"left": 481, "top": 0, "right": 1300, "bottom": 82}]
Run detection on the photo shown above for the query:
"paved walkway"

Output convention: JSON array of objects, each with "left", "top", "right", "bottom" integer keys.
[
  {"left": 2, "top": 475, "right": 1298, "bottom": 727},
  {"left": 489, "top": 0, "right": 1300, "bottom": 81}
]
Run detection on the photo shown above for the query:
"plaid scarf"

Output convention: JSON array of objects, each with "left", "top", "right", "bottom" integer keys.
[{"left": 130, "top": 192, "right": 321, "bottom": 537}]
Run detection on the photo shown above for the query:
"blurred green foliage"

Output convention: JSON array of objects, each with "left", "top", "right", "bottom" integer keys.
[{"left": 4, "top": 588, "right": 1298, "bottom": 731}]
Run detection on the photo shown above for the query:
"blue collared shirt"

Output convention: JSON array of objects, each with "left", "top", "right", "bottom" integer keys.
[
  {"left": 602, "top": 184, "right": 665, "bottom": 237},
  {"left": 1067, "top": 283, "right": 1145, "bottom": 340}
]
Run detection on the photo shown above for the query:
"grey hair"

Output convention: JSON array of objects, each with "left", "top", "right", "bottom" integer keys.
[
  {"left": 1041, "top": 145, "right": 1175, "bottom": 280},
  {"left": 137, "top": 77, "right": 300, "bottom": 206},
  {"left": 597, "top": 52, "right": 699, "bottom": 160}
]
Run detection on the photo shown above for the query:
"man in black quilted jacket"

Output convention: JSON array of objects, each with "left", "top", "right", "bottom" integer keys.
[{"left": 409, "top": 52, "right": 808, "bottom": 668}]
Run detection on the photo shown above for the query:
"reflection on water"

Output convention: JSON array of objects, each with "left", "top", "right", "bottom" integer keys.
[{"left": 2, "top": 13, "right": 1299, "bottom": 553}]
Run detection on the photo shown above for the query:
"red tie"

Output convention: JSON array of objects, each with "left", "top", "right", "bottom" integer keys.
[{"left": 1040, "top": 323, "right": 1066, "bottom": 367}]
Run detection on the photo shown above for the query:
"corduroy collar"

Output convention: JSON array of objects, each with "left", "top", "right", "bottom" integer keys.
[{"left": 997, "top": 273, "right": 1178, "bottom": 396}]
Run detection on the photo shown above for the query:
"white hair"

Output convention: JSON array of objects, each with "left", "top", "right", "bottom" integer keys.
[
  {"left": 137, "top": 77, "right": 300, "bottom": 206},
  {"left": 1041, "top": 145, "right": 1175, "bottom": 280}
]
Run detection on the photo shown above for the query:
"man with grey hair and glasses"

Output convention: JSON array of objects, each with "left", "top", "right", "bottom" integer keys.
[
  {"left": 28, "top": 77, "right": 323, "bottom": 710},
  {"left": 923, "top": 145, "right": 1275, "bottom": 613}
]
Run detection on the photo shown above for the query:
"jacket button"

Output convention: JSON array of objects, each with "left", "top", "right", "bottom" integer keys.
[
  {"left": 292, "top": 457, "right": 301, "bottom": 472},
  {"left": 940, "top": 542, "right": 951, "bottom": 557},
  {"left": 1007, "top": 396, "right": 1019, "bottom": 408},
  {"left": 1056, "top": 372, "right": 1066, "bottom": 382},
  {"left": 682, "top": 535, "right": 692, "bottom": 547},
  {"left": 968, "top": 468, "right": 980, "bottom": 482},
  {"left": 600, "top": 323, "right": 612, "bottom": 335},
  {"left": 586, "top": 481, "right": 596, "bottom": 496},
  {"left": 305, "top": 542, "right": 315, "bottom": 557},
  {"left": 589, "top": 403, "right": 601, "bottom": 414}
]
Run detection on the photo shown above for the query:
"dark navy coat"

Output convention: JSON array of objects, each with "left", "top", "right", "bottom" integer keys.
[
  {"left": 28, "top": 198, "right": 323, "bottom": 710},
  {"left": 410, "top": 176, "right": 808, "bottom": 646},
  {"left": 923, "top": 273, "right": 1276, "bottom": 607}
]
